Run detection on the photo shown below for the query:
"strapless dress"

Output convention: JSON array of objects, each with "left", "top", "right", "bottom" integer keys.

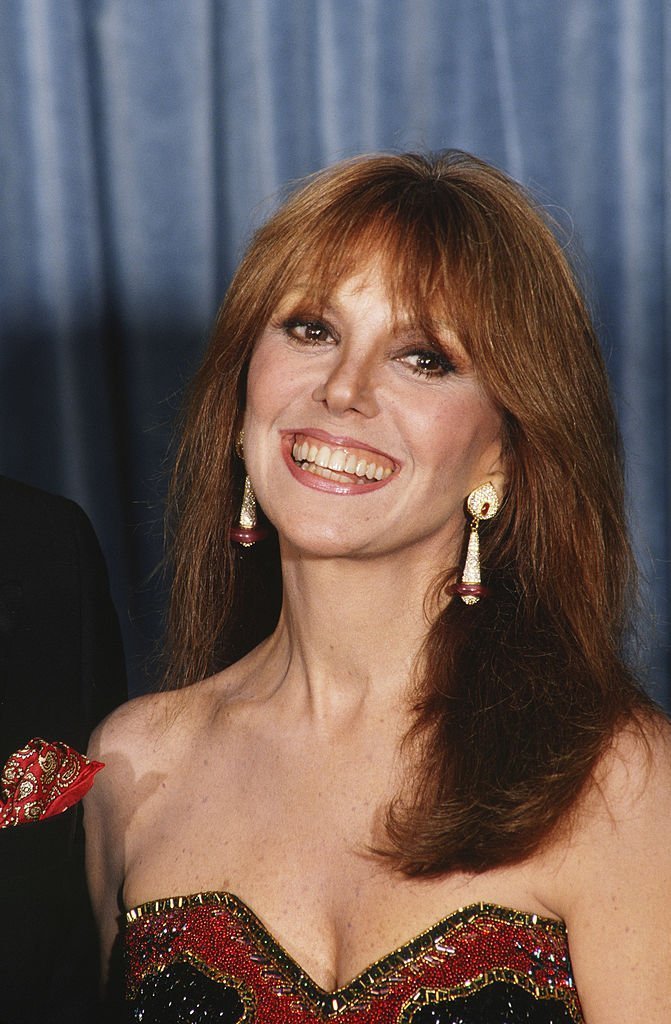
[{"left": 125, "top": 892, "right": 584, "bottom": 1022}]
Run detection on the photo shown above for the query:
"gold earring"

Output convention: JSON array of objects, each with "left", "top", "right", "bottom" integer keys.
[
  {"left": 230, "top": 430, "right": 268, "bottom": 547},
  {"left": 451, "top": 482, "right": 500, "bottom": 605}
]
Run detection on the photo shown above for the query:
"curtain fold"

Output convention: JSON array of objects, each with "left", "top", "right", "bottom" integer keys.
[{"left": 0, "top": 0, "right": 667, "bottom": 699}]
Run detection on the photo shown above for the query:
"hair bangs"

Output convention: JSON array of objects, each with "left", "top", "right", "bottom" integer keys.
[{"left": 261, "top": 202, "right": 480, "bottom": 359}]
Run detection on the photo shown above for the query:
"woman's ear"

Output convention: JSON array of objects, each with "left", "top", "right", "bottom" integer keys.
[
  {"left": 479, "top": 438, "right": 507, "bottom": 504},
  {"left": 486, "top": 468, "right": 506, "bottom": 504}
]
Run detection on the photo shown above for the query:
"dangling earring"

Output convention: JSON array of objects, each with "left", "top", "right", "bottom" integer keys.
[
  {"left": 230, "top": 430, "right": 268, "bottom": 547},
  {"left": 451, "top": 482, "right": 500, "bottom": 605}
]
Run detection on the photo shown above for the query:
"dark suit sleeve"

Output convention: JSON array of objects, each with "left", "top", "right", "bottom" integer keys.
[
  {"left": 0, "top": 481, "right": 128, "bottom": 756},
  {"left": 46, "top": 498, "right": 129, "bottom": 1024},
  {"left": 0, "top": 479, "right": 127, "bottom": 1024}
]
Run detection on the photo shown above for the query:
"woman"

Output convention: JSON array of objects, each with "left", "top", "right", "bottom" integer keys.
[{"left": 86, "top": 151, "right": 671, "bottom": 1022}]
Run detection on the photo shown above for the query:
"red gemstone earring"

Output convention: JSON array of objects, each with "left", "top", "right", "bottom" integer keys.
[
  {"left": 230, "top": 430, "right": 268, "bottom": 547},
  {"left": 451, "top": 482, "right": 500, "bottom": 604}
]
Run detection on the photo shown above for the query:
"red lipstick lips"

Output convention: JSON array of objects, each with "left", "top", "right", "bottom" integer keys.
[{"left": 282, "top": 430, "right": 397, "bottom": 495}]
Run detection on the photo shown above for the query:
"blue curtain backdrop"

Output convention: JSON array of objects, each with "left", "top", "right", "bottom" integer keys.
[{"left": 0, "top": 0, "right": 668, "bottom": 700}]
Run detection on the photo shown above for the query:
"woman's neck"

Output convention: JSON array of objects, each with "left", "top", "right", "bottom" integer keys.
[{"left": 260, "top": 547, "right": 443, "bottom": 723}]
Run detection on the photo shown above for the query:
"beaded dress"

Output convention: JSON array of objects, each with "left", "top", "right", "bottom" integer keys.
[{"left": 125, "top": 892, "right": 584, "bottom": 1023}]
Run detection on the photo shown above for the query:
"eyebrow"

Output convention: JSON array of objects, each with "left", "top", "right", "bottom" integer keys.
[
  {"left": 280, "top": 294, "right": 436, "bottom": 332},
  {"left": 276, "top": 292, "right": 467, "bottom": 358}
]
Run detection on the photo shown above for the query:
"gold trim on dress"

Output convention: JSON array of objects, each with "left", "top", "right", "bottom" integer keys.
[
  {"left": 398, "top": 971, "right": 581, "bottom": 1022},
  {"left": 125, "top": 893, "right": 582, "bottom": 1020}
]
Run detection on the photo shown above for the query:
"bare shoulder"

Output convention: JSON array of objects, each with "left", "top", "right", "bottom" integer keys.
[
  {"left": 85, "top": 659, "right": 256, "bottom": 816},
  {"left": 88, "top": 690, "right": 177, "bottom": 783},
  {"left": 86, "top": 682, "right": 215, "bottom": 824},
  {"left": 556, "top": 710, "right": 671, "bottom": 883},
  {"left": 554, "top": 710, "right": 671, "bottom": 1022},
  {"left": 590, "top": 709, "right": 671, "bottom": 830},
  {"left": 84, "top": 669, "right": 253, "bottom": 979}
]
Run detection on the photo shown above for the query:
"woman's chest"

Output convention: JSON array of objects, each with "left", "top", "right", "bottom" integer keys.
[
  {"left": 122, "top": 753, "right": 565, "bottom": 994},
  {"left": 123, "top": 735, "right": 397, "bottom": 907},
  {"left": 124, "top": 808, "right": 561, "bottom": 999}
]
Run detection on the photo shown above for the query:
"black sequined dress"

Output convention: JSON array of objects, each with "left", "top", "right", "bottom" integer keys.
[{"left": 125, "top": 893, "right": 584, "bottom": 1022}]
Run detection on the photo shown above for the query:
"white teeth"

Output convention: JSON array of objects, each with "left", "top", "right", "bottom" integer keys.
[
  {"left": 315, "top": 445, "right": 331, "bottom": 468},
  {"left": 301, "top": 462, "right": 353, "bottom": 483},
  {"left": 292, "top": 437, "right": 393, "bottom": 484}
]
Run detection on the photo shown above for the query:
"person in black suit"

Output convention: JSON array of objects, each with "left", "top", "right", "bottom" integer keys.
[{"left": 0, "top": 476, "right": 127, "bottom": 1023}]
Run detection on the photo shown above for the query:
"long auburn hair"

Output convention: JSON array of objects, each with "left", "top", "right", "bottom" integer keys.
[{"left": 166, "top": 151, "right": 653, "bottom": 874}]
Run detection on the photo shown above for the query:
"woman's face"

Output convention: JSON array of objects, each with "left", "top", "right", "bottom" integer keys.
[{"left": 243, "top": 265, "right": 505, "bottom": 565}]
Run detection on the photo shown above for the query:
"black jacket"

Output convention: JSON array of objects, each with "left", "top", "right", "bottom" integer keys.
[{"left": 0, "top": 477, "right": 127, "bottom": 1023}]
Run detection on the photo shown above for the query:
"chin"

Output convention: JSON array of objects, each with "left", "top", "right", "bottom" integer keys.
[{"left": 277, "top": 524, "right": 374, "bottom": 560}]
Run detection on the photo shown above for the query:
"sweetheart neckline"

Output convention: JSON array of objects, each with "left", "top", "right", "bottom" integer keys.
[{"left": 125, "top": 890, "right": 569, "bottom": 1004}]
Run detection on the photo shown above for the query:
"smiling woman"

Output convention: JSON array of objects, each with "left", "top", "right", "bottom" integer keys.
[
  {"left": 85, "top": 153, "right": 671, "bottom": 1023},
  {"left": 244, "top": 267, "right": 503, "bottom": 564}
]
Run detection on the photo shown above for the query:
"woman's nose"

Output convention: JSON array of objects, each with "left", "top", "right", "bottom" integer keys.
[{"left": 311, "top": 349, "right": 380, "bottom": 417}]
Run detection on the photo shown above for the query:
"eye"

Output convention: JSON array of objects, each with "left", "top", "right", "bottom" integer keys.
[
  {"left": 283, "top": 318, "right": 333, "bottom": 346},
  {"left": 399, "top": 348, "right": 456, "bottom": 379}
]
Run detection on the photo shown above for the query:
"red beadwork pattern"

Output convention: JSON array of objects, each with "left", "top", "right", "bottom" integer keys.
[
  {"left": 125, "top": 893, "right": 584, "bottom": 1022},
  {"left": 0, "top": 738, "right": 103, "bottom": 828}
]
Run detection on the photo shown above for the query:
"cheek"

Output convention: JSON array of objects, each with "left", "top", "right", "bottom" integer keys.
[
  {"left": 245, "top": 342, "right": 305, "bottom": 423},
  {"left": 420, "top": 396, "right": 502, "bottom": 479},
  {"left": 243, "top": 346, "right": 306, "bottom": 490},
  {"left": 245, "top": 345, "right": 274, "bottom": 416}
]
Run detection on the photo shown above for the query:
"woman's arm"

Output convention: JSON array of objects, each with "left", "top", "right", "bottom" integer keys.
[
  {"left": 84, "top": 701, "right": 149, "bottom": 990},
  {"left": 559, "top": 715, "right": 671, "bottom": 1022}
]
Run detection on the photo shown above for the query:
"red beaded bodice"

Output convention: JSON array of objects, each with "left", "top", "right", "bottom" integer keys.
[{"left": 125, "top": 892, "right": 584, "bottom": 1022}]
